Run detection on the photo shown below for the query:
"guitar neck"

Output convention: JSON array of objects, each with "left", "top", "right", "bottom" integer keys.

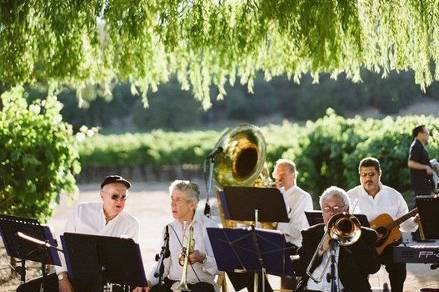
[{"left": 387, "top": 208, "right": 418, "bottom": 230}]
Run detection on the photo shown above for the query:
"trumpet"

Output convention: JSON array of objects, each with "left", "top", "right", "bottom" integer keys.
[
  {"left": 306, "top": 213, "right": 361, "bottom": 283},
  {"left": 172, "top": 222, "right": 195, "bottom": 292}
]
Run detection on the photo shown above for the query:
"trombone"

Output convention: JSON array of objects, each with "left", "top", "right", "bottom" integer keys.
[{"left": 306, "top": 213, "right": 362, "bottom": 283}]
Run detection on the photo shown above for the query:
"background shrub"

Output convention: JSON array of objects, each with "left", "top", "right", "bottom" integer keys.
[{"left": 0, "top": 87, "right": 80, "bottom": 222}]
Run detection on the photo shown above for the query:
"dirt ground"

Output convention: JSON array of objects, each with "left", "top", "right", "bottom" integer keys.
[{"left": 1, "top": 181, "right": 438, "bottom": 291}]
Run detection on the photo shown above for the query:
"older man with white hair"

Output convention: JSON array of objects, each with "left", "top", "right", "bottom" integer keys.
[
  {"left": 295, "top": 186, "right": 380, "bottom": 292},
  {"left": 146, "top": 180, "right": 218, "bottom": 292}
]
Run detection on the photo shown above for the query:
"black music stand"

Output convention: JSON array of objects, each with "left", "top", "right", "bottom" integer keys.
[
  {"left": 0, "top": 215, "right": 61, "bottom": 284},
  {"left": 416, "top": 195, "right": 439, "bottom": 239},
  {"left": 304, "top": 211, "right": 370, "bottom": 227},
  {"left": 216, "top": 187, "right": 291, "bottom": 292},
  {"left": 220, "top": 186, "right": 289, "bottom": 223},
  {"left": 207, "top": 227, "right": 294, "bottom": 291},
  {"left": 61, "top": 232, "right": 147, "bottom": 291}
]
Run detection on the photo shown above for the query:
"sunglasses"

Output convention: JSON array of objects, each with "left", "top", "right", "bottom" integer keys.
[{"left": 110, "top": 194, "right": 128, "bottom": 201}]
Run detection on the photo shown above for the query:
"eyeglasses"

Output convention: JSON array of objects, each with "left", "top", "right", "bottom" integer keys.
[
  {"left": 171, "top": 197, "right": 189, "bottom": 204},
  {"left": 322, "top": 205, "right": 345, "bottom": 213},
  {"left": 110, "top": 194, "right": 128, "bottom": 201}
]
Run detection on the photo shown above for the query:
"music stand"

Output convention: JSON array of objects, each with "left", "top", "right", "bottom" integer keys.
[
  {"left": 416, "top": 195, "right": 439, "bottom": 239},
  {"left": 220, "top": 186, "right": 289, "bottom": 223},
  {"left": 0, "top": 214, "right": 60, "bottom": 284},
  {"left": 207, "top": 227, "right": 293, "bottom": 292},
  {"left": 61, "top": 232, "right": 147, "bottom": 291},
  {"left": 304, "top": 211, "right": 370, "bottom": 227}
]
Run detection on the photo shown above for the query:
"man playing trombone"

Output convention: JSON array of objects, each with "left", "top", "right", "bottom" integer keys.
[
  {"left": 146, "top": 180, "right": 218, "bottom": 292},
  {"left": 295, "top": 186, "right": 380, "bottom": 292}
]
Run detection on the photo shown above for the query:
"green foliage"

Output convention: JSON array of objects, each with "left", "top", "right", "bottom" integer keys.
[
  {"left": 0, "top": 86, "right": 80, "bottom": 222},
  {"left": 78, "top": 111, "right": 439, "bottom": 205},
  {"left": 78, "top": 130, "right": 219, "bottom": 167},
  {"left": 2, "top": 1, "right": 439, "bottom": 107}
]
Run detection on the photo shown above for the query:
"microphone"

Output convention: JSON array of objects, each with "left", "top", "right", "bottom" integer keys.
[
  {"left": 154, "top": 225, "right": 170, "bottom": 279},
  {"left": 207, "top": 147, "right": 223, "bottom": 159},
  {"left": 329, "top": 239, "right": 338, "bottom": 256}
]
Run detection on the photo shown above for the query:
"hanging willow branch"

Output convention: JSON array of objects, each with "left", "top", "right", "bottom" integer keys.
[{"left": 1, "top": 0, "right": 439, "bottom": 108}]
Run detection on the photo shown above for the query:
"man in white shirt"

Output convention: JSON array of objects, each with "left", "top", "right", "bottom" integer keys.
[
  {"left": 146, "top": 180, "right": 218, "bottom": 292},
  {"left": 56, "top": 175, "right": 143, "bottom": 292},
  {"left": 347, "top": 157, "right": 418, "bottom": 292},
  {"left": 273, "top": 159, "right": 313, "bottom": 249},
  {"left": 295, "top": 186, "right": 380, "bottom": 292},
  {"left": 272, "top": 159, "right": 313, "bottom": 290}
]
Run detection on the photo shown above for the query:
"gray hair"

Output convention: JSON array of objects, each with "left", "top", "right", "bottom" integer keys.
[
  {"left": 273, "top": 159, "right": 298, "bottom": 175},
  {"left": 169, "top": 180, "right": 200, "bottom": 203},
  {"left": 319, "top": 186, "right": 350, "bottom": 209}
]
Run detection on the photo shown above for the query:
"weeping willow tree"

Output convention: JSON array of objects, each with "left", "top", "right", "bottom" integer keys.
[{"left": 1, "top": 0, "right": 439, "bottom": 108}]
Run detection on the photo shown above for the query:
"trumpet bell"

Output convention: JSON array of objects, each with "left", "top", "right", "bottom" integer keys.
[{"left": 328, "top": 213, "right": 362, "bottom": 246}]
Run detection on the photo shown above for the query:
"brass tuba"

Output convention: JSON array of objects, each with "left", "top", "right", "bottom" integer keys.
[
  {"left": 210, "top": 124, "right": 274, "bottom": 228},
  {"left": 212, "top": 124, "right": 268, "bottom": 189}
]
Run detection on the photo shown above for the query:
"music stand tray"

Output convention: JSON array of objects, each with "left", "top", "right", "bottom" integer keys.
[
  {"left": 207, "top": 227, "right": 294, "bottom": 277},
  {"left": 220, "top": 186, "right": 289, "bottom": 223},
  {"left": 0, "top": 214, "right": 60, "bottom": 266},
  {"left": 61, "top": 232, "right": 147, "bottom": 289},
  {"left": 416, "top": 195, "right": 439, "bottom": 239}
]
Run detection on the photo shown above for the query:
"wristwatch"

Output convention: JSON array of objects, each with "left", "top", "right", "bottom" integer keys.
[{"left": 57, "top": 272, "right": 67, "bottom": 281}]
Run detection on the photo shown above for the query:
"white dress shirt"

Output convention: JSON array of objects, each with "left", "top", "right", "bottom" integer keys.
[
  {"left": 56, "top": 201, "right": 139, "bottom": 273},
  {"left": 347, "top": 184, "right": 417, "bottom": 232},
  {"left": 147, "top": 212, "right": 218, "bottom": 287},
  {"left": 277, "top": 185, "right": 314, "bottom": 247},
  {"left": 306, "top": 244, "right": 344, "bottom": 291}
]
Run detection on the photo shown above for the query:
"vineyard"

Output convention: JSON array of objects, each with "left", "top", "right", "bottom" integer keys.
[{"left": 78, "top": 109, "right": 439, "bottom": 201}]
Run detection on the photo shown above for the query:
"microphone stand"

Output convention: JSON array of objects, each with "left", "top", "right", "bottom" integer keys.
[
  {"left": 204, "top": 147, "right": 222, "bottom": 218},
  {"left": 154, "top": 225, "right": 170, "bottom": 285},
  {"left": 327, "top": 239, "right": 338, "bottom": 292}
]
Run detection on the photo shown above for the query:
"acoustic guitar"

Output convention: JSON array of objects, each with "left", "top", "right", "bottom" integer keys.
[{"left": 369, "top": 208, "right": 418, "bottom": 254}]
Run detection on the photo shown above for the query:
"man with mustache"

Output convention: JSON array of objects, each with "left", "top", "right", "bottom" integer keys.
[{"left": 347, "top": 157, "right": 418, "bottom": 292}]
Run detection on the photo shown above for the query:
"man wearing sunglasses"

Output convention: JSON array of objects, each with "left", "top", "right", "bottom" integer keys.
[{"left": 56, "top": 175, "right": 143, "bottom": 292}]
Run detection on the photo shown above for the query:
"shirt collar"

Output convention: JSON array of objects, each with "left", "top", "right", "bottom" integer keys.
[
  {"left": 360, "top": 182, "right": 383, "bottom": 197},
  {"left": 283, "top": 185, "right": 298, "bottom": 195}
]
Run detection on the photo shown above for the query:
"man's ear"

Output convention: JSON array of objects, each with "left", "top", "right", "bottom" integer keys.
[{"left": 190, "top": 200, "right": 197, "bottom": 211}]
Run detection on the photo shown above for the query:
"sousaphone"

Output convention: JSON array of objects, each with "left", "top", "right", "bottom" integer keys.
[{"left": 209, "top": 124, "right": 272, "bottom": 227}]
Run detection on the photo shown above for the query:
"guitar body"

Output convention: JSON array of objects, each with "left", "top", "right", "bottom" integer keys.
[{"left": 369, "top": 213, "right": 401, "bottom": 255}]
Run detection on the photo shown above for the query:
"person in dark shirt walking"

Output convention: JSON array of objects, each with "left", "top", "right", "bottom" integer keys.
[{"left": 408, "top": 125, "right": 435, "bottom": 197}]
